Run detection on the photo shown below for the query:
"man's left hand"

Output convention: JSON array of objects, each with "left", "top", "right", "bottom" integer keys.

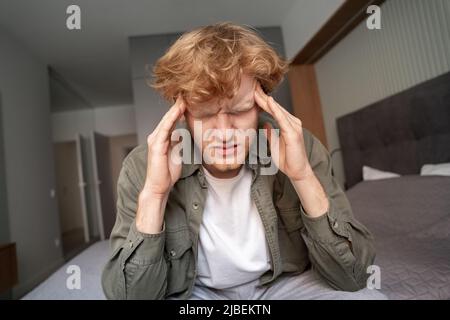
[{"left": 254, "top": 82, "right": 314, "bottom": 182}]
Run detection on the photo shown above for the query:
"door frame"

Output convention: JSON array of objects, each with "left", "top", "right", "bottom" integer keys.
[
  {"left": 75, "top": 134, "right": 90, "bottom": 243},
  {"left": 90, "top": 131, "right": 105, "bottom": 240}
]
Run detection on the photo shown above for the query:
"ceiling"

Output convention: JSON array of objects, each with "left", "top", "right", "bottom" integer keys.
[{"left": 0, "top": 0, "right": 298, "bottom": 108}]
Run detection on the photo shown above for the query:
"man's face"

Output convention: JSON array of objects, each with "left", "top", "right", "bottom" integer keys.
[{"left": 184, "top": 74, "right": 260, "bottom": 177}]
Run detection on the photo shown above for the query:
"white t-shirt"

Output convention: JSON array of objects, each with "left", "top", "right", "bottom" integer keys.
[{"left": 195, "top": 165, "right": 271, "bottom": 289}]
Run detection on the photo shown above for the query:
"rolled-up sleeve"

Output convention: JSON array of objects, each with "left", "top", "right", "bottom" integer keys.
[{"left": 299, "top": 130, "right": 376, "bottom": 291}]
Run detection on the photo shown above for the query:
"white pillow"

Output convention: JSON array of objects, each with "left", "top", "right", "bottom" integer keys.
[
  {"left": 420, "top": 162, "right": 450, "bottom": 176},
  {"left": 363, "top": 165, "right": 401, "bottom": 181}
]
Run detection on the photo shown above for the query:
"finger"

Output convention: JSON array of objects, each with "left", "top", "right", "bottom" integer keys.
[
  {"left": 263, "top": 122, "right": 282, "bottom": 166},
  {"left": 266, "top": 94, "right": 302, "bottom": 132},
  {"left": 155, "top": 104, "right": 184, "bottom": 144},
  {"left": 270, "top": 97, "right": 301, "bottom": 127},
  {"left": 254, "top": 83, "right": 278, "bottom": 117},
  {"left": 261, "top": 87, "right": 292, "bottom": 123},
  {"left": 263, "top": 122, "right": 272, "bottom": 146},
  {"left": 168, "top": 130, "right": 184, "bottom": 165},
  {"left": 283, "top": 109, "right": 298, "bottom": 128},
  {"left": 170, "top": 127, "right": 183, "bottom": 146},
  {"left": 152, "top": 120, "right": 179, "bottom": 157},
  {"left": 154, "top": 95, "right": 185, "bottom": 134},
  {"left": 266, "top": 96, "right": 293, "bottom": 133},
  {"left": 254, "top": 84, "right": 271, "bottom": 114},
  {"left": 273, "top": 100, "right": 302, "bottom": 130},
  {"left": 154, "top": 97, "right": 186, "bottom": 144},
  {"left": 254, "top": 85, "right": 292, "bottom": 133}
]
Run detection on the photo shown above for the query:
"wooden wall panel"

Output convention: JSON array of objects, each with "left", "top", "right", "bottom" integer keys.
[{"left": 288, "top": 65, "right": 328, "bottom": 149}]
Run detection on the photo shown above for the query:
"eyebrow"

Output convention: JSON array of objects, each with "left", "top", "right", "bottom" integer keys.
[{"left": 188, "top": 106, "right": 218, "bottom": 117}]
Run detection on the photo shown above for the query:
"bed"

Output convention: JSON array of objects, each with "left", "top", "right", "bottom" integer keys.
[{"left": 337, "top": 71, "right": 450, "bottom": 300}]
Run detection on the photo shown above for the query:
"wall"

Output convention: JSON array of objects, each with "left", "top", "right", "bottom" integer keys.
[
  {"left": 109, "top": 134, "right": 138, "bottom": 202},
  {"left": 282, "top": 0, "right": 344, "bottom": 60},
  {"left": 0, "top": 26, "right": 63, "bottom": 298},
  {"left": 51, "top": 104, "right": 136, "bottom": 142},
  {"left": 0, "top": 92, "right": 9, "bottom": 245},
  {"left": 129, "top": 27, "right": 293, "bottom": 145},
  {"left": 0, "top": 93, "right": 11, "bottom": 300},
  {"left": 94, "top": 105, "right": 136, "bottom": 137},
  {"left": 315, "top": 0, "right": 450, "bottom": 187}
]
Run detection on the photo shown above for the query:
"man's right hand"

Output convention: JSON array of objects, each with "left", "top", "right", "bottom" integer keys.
[{"left": 136, "top": 95, "right": 186, "bottom": 234}]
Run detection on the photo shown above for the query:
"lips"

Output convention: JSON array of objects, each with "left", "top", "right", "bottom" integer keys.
[
  {"left": 216, "top": 144, "right": 238, "bottom": 156},
  {"left": 222, "top": 144, "right": 237, "bottom": 150}
]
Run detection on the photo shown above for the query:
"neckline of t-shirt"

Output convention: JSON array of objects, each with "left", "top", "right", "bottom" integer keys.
[{"left": 202, "top": 165, "right": 248, "bottom": 185}]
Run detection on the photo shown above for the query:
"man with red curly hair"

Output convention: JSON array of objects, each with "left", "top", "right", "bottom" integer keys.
[{"left": 102, "top": 22, "right": 386, "bottom": 300}]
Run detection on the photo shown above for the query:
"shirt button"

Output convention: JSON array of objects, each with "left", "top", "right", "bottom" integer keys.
[
  {"left": 170, "top": 250, "right": 176, "bottom": 257},
  {"left": 192, "top": 203, "right": 199, "bottom": 210},
  {"left": 333, "top": 221, "right": 339, "bottom": 229}
]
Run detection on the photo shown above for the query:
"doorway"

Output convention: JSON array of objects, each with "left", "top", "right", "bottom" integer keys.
[
  {"left": 91, "top": 132, "right": 137, "bottom": 240},
  {"left": 53, "top": 141, "right": 88, "bottom": 259}
]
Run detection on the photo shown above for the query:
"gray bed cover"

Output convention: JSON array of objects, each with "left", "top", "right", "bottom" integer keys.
[{"left": 346, "top": 175, "right": 450, "bottom": 299}]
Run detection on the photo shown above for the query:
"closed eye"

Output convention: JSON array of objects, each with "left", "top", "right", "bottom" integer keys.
[{"left": 230, "top": 105, "right": 254, "bottom": 114}]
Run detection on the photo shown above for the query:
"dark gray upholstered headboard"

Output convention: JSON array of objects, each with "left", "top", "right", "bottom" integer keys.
[{"left": 337, "top": 71, "right": 450, "bottom": 189}]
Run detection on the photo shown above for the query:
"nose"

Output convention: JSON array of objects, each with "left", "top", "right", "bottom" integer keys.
[
  {"left": 215, "top": 113, "right": 235, "bottom": 143},
  {"left": 216, "top": 112, "right": 233, "bottom": 130}
]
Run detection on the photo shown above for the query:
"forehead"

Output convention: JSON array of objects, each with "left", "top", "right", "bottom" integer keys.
[
  {"left": 189, "top": 75, "right": 256, "bottom": 111},
  {"left": 231, "top": 74, "right": 256, "bottom": 103}
]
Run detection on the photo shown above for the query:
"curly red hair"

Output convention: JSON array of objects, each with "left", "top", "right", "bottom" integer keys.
[{"left": 149, "top": 22, "right": 289, "bottom": 106}]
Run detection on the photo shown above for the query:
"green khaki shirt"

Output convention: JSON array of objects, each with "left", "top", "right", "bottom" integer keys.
[{"left": 101, "top": 115, "right": 376, "bottom": 300}]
